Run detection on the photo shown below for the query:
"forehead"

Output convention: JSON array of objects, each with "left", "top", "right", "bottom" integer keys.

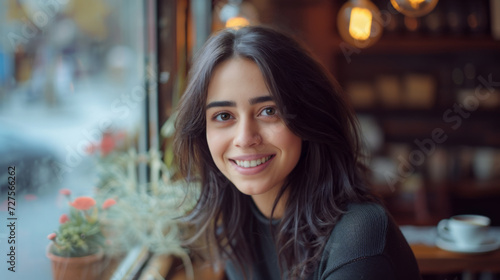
[{"left": 206, "top": 57, "right": 270, "bottom": 102}]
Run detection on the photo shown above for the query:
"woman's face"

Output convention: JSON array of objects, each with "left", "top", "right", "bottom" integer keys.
[{"left": 206, "top": 57, "right": 302, "bottom": 201}]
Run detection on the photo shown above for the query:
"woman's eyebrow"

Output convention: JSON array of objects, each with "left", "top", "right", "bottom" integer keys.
[
  {"left": 206, "top": 100, "right": 236, "bottom": 109},
  {"left": 249, "top": 96, "right": 273, "bottom": 105},
  {"left": 206, "top": 96, "right": 273, "bottom": 109}
]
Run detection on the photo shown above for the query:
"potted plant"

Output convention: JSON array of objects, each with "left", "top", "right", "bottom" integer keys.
[
  {"left": 83, "top": 127, "right": 200, "bottom": 279},
  {"left": 46, "top": 189, "right": 116, "bottom": 280},
  {"left": 90, "top": 146, "right": 199, "bottom": 279}
]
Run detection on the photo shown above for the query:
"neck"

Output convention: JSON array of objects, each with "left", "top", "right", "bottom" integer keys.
[{"left": 251, "top": 188, "right": 288, "bottom": 219}]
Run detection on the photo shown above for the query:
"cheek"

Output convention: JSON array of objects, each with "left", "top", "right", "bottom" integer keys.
[
  {"left": 265, "top": 123, "right": 301, "bottom": 147},
  {"left": 206, "top": 128, "right": 226, "bottom": 161},
  {"left": 284, "top": 135, "right": 302, "bottom": 159},
  {"left": 263, "top": 126, "right": 302, "bottom": 169}
]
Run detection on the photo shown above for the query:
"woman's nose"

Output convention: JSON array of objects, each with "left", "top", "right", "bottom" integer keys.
[{"left": 233, "top": 119, "right": 262, "bottom": 148}]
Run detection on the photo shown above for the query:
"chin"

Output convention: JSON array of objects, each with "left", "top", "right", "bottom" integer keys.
[
  {"left": 235, "top": 186, "right": 262, "bottom": 196},
  {"left": 233, "top": 182, "right": 273, "bottom": 196}
]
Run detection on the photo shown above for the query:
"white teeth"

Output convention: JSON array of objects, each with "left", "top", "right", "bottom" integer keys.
[{"left": 235, "top": 156, "right": 272, "bottom": 168}]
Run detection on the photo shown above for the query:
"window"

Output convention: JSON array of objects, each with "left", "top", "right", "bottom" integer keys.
[{"left": 0, "top": 1, "right": 148, "bottom": 278}]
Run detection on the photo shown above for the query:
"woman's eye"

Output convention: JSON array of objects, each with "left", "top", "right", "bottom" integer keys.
[
  {"left": 215, "top": 112, "right": 232, "bottom": 121},
  {"left": 261, "top": 107, "right": 277, "bottom": 116}
]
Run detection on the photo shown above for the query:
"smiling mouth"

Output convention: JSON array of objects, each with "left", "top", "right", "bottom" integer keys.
[{"left": 231, "top": 155, "right": 274, "bottom": 168}]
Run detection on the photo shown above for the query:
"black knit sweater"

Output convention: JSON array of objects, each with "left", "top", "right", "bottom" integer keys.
[{"left": 225, "top": 203, "right": 421, "bottom": 279}]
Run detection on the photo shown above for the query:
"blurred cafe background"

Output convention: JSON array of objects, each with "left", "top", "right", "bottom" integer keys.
[{"left": 0, "top": 0, "right": 499, "bottom": 279}]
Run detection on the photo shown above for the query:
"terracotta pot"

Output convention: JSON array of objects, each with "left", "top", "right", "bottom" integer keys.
[{"left": 46, "top": 244, "right": 104, "bottom": 280}]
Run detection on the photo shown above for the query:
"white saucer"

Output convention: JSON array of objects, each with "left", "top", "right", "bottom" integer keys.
[{"left": 436, "top": 237, "right": 500, "bottom": 253}]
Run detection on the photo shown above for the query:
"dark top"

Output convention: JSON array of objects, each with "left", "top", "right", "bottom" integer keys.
[{"left": 225, "top": 203, "right": 421, "bottom": 280}]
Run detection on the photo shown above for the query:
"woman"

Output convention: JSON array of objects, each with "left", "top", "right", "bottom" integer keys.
[{"left": 174, "top": 26, "right": 421, "bottom": 280}]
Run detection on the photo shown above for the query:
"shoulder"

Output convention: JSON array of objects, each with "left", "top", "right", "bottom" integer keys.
[
  {"left": 312, "top": 203, "right": 422, "bottom": 280},
  {"left": 340, "top": 203, "right": 388, "bottom": 230},
  {"left": 337, "top": 203, "right": 389, "bottom": 244},
  {"left": 330, "top": 203, "right": 389, "bottom": 254},
  {"left": 318, "top": 203, "right": 389, "bottom": 273}
]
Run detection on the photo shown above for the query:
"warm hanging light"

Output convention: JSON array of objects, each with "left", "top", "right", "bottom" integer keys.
[
  {"left": 216, "top": 0, "right": 258, "bottom": 30},
  {"left": 349, "top": 7, "right": 373, "bottom": 40},
  {"left": 409, "top": 0, "right": 426, "bottom": 9},
  {"left": 337, "top": 0, "right": 383, "bottom": 48},
  {"left": 226, "top": 16, "right": 250, "bottom": 29},
  {"left": 390, "top": 0, "right": 439, "bottom": 17}
]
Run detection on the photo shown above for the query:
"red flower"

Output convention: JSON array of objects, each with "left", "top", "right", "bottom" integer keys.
[
  {"left": 47, "top": 233, "right": 57, "bottom": 240},
  {"left": 70, "top": 197, "right": 96, "bottom": 211},
  {"left": 59, "top": 189, "right": 71, "bottom": 196},
  {"left": 59, "top": 214, "right": 69, "bottom": 224},
  {"left": 100, "top": 133, "right": 115, "bottom": 156},
  {"left": 102, "top": 198, "right": 116, "bottom": 210}
]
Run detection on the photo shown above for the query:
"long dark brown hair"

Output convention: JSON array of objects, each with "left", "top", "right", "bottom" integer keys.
[{"left": 174, "top": 26, "right": 375, "bottom": 279}]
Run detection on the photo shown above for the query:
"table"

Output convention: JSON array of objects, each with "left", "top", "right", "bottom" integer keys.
[
  {"left": 402, "top": 225, "right": 500, "bottom": 275},
  {"left": 165, "top": 260, "right": 225, "bottom": 280},
  {"left": 411, "top": 244, "right": 500, "bottom": 274}
]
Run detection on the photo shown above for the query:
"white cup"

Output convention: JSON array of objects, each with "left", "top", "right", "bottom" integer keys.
[{"left": 437, "top": 215, "right": 490, "bottom": 248}]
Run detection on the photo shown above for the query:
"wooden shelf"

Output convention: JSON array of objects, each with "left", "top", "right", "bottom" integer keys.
[
  {"left": 331, "top": 35, "right": 500, "bottom": 55},
  {"left": 306, "top": 1, "right": 500, "bottom": 225},
  {"left": 355, "top": 107, "right": 500, "bottom": 117},
  {"left": 452, "top": 180, "right": 500, "bottom": 198}
]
